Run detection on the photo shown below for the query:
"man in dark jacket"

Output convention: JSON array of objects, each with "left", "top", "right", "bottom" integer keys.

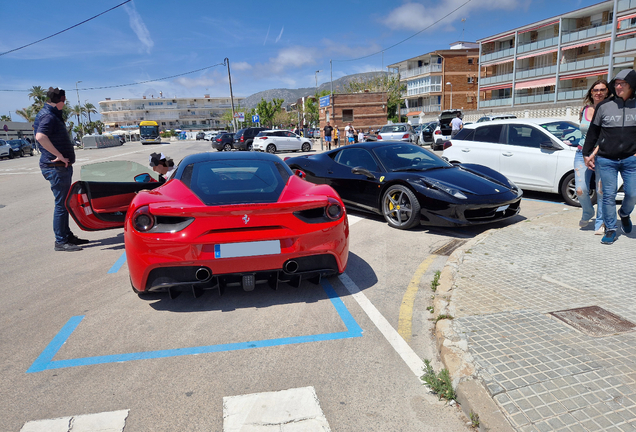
[
  {"left": 34, "top": 87, "right": 88, "bottom": 251},
  {"left": 583, "top": 69, "right": 636, "bottom": 244}
]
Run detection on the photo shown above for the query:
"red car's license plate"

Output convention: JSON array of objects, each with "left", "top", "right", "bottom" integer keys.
[{"left": 214, "top": 240, "right": 281, "bottom": 259}]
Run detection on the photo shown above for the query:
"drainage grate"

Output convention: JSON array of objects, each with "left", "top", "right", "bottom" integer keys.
[
  {"left": 549, "top": 306, "right": 636, "bottom": 337},
  {"left": 432, "top": 239, "right": 467, "bottom": 256}
]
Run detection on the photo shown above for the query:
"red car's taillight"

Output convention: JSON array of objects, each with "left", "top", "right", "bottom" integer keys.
[
  {"left": 132, "top": 205, "right": 155, "bottom": 232},
  {"left": 377, "top": 134, "right": 382, "bottom": 140},
  {"left": 326, "top": 197, "right": 343, "bottom": 220},
  {"left": 443, "top": 141, "right": 452, "bottom": 150}
]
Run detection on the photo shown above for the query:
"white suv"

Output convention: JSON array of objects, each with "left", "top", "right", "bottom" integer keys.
[
  {"left": 0, "top": 139, "right": 11, "bottom": 158},
  {"left": 252, "top": 130, "right": 312, "bottom": 154},
  {"left": 442, "top": 118, "right": 623, "bottom": 206}
]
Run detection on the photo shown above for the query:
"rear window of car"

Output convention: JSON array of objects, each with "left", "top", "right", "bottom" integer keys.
[
  {"left": 182, "top": 159, "right": 289, "bottom": 206},
  {"left": 380, "top": 125, "right": 407, "bottom": 133},
  {"left": 452, "top": 128, "right": 475, "bottom": 141}
]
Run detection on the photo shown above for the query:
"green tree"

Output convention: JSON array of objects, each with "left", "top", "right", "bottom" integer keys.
[
  {"left": 71, "top": 104, "right": 87, "bottom": 137},
  {"left": 0, "top": 115, "right": 10, "bottom": 121},
  {"left": 15, "top": 106, "right": 36, "bottom": 122},
  {"left": 256, "top": 98, "right": 284, "bottom": 128},
  {"left": 272, "top": 110, "right": 294, "bottom": 129},
  {"left": 28, "top": 86, "right": 47, "bottom": 112},
  {"left": 84, "top": 102, "right": 98, "bottom": 123}
]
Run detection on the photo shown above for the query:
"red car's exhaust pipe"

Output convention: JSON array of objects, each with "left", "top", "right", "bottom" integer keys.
[
  {"left": 195, "top": 267, "right": 211, "bottom": 281},
  {"left": 284, "top": 260, "right": 299, "bottom": 273}
]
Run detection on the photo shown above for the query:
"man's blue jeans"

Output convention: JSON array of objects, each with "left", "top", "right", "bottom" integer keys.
[
  {"left": 596, "top": 155, "right": 636, "bottom": 232},
  {"left": 41, "top": 166, "right": 73, "bottom": 244}
]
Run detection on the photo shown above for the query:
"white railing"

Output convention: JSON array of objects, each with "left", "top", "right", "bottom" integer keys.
[
  {"left": 557, "top": 88, "right": 587, "bottom": 101},
  {"left": 515, "top": 92, "right": 555, "bottom": 104},
  {"left": 404, "top": 85, "right": 442, "bottom": 97},
  {"left": 400, "top": 104, "right": 441, "bottom": 115},
  {"left": 516, "top": 64, "right": 557, "bottom": 80},
  {"left": 479, "top": 98, "right": 513, "bottom": 108},
  {"left": 613, "top": 37, "right": 636, "bottom": 54},
  {"left": 559, "top": 55, "right": 609, "bottom": 73},
  {"left": 517, "top": 36, "right": 559, "bottom": 54},
  {"left": 480, "top": 73, "right": 513, "bottom": 86},
  {"left": 403, "top": 64, "right": 443, "bottom": 78},
  {"left": 561, "top": 23, "right": 612, "bottom": 44},
  {"left": 481, "top": 47, "right": 515, "bottom": 63},
  {"left": 619, "top": 0, "right": 636, "bottom": 11}
]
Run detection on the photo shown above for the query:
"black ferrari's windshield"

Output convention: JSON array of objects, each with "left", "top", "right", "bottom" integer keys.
[
  {"left": 373, "top": 144, "right": 451, "bottom": 172},
  {"left": 182, "top": 159, "right": 289, "bottom": 205}
]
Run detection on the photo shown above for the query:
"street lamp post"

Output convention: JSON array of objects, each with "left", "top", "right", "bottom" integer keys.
[
  {"left": 446, "top": 82, "right": 453, "bottom": 110},
  {"left": 75, "top": 81, "right": 83, "bottom": 137},
  {"left": 315, "top": 70, "right": 322, "bottom": 150}
]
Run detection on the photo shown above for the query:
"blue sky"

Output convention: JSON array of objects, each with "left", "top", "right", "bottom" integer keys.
[{"left": 1, "top": 0, "right": 601, "bottom": 121}]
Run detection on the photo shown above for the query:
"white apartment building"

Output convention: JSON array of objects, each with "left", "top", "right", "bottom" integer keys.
[
  {"left": 478, "top": 0, "right": 636, "bottom": 110},
  {"left": 99, "top": 95, "right": 245, "bottom": 131}
]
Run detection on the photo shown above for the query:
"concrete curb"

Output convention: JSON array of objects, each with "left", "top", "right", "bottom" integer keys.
[{"left": 432, "top": 209, "right": 572, "bottom": 431}]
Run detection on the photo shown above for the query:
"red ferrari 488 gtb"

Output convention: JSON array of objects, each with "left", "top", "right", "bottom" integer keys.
[{"left": 66, "top": 152, "right": 349, "bottom": 298}]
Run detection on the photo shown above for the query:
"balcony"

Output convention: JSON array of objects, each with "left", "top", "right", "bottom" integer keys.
[
  {"left": 515, "top": 91, "right": 555, "bottom": 104},
  {"left": 557, "top": 88, "right": 587, "bottom": 101},
  {"left": 480, "top": 73, "right": 513, "bottom": 86},
  {"left": 403, "top": 85, "right": 442, "bottom": 97},
  {"left": 618, "top": 0, "right": 636, "bottom": 11},
  {"left": 516, "top": 64, "right": 557, "bottom": 80},
  {"left": 481, "top": 47, "right": 515, "bottom": 63},
  {"left": 400, "top": 105, "right": 441, "bottom": 115},
  {"left": 561, "top": 23, "right": 613, "bottom": 45},
  {"left": 613, "top": 37, "right": 636, "bottom": 55},
  {"left": 403, "top": 64, "right": 443, "bottom": 78},
  {"left": 517, "top": 36, "right": 559, "bottom": 54},
  {"left": 479, "top": 97, "right": 513, "bottom": 108},
  {"left": 559, "top": 55, "right": 609, "bottom": 73}
]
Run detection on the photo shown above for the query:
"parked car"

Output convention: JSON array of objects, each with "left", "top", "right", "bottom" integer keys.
[
  {"left": 376, "top": 123, "right": 416, "bottom": 144},
  {"left": 441, "top": 118, "right": 624, "bottom": 206},
  {"left": 0, "top": 139, "right": 12, "bottom": 158},
  {"left": 233, "top": 127, "right": 268, "bottom": 151},
  {"left": 476, "top": 114, "right": 517, "bottom": 123},
  {"left": 212, "top": 133, "right": 235, "bottom": 151},
  {"left": 285, "top": 142, "right": 521, "bottom": 230},
  {"left": 252, "top": 130, "right": 312, "bottom": 153},
  {"left": 66, "top": 154, "right": 349, "bottom": 297},
  {"left": 420, "top": 122, "right": 439, "bottom": 147},
  {"left": 195, "top": 132, "right": 206, "bottom": 140},
  {"left": 433, "top": 110, "right": 463, "bottom": 148},
  {"left": 7, "top": 139, "right": 34, "bottom": 157}
]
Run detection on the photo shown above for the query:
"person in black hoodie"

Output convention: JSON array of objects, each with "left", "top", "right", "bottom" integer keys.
[{"left": 583, "top": 69, "right": 636, "bottom": 245}]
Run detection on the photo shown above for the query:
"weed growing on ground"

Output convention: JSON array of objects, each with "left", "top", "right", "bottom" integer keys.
[
  {"left": 421, "top": 359, "right": 456, "bottom": 401},
  {"left": 470, "top": 411, "right": 480, "bottom": 428},
  {"left": 434, "top": 314, "right": 454, "bottom": 323},
  {"left": 431, "top": 271, "right": 441, "bottom": 292},
  {"left": 426, "top": 305, "right": 434, "bottom": 314}
]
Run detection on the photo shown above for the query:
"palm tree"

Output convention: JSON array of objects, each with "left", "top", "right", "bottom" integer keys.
[
  {"left": 28, "top": 86, "right": 47, "bottom": 112},
  {"left": 71, "top": 104, "right": 87, "bottom": 136},
  {"left": 0, "top": 115, "right": 10, "bottom": 121},
  {"left": 15, "top": 106, "right": 36, "bottom": 122},
  {"left": 84, "top": 102, "right": 97, "bottom": 123}
]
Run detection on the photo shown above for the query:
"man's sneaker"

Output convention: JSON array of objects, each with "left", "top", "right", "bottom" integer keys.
[
  {"left": 595, "top": 223, "right": 605, "bottom": 235},
  {"left": 619, "top": 213, "right": 632, "bottom": 234},
  {"left": 579, "top": 219, "right": 590, "bottom": 228},
  {"left": 68, "top": 234, "right": 90, "bottom": 245},
  {"left": 54, "top": 242, "right": 82, "bottom": 252},
  {"left": 601, "top": 230, "right": 617, "bottom": 245}
]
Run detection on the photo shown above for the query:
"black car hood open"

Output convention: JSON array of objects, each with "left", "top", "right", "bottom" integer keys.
[{"left": 413, "top": 166, "right": 511, "bottom": 196}]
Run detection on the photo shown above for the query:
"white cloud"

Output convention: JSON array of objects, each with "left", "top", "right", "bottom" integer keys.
[
  {"left": 123, "top": 1, "right": 154, "bottom": 54},
  {"left": 275, "top": 26, "right": 284, "bottom": 43},
  {"left": 175, "top": 74, "right": 217, "bottom": 89},
  {"left": 268, "top": 46, "right": 317, "bottom": 73},
  {"left": 385, "top": 0, "right": 525, "bottom": 32},
  {"left": 232, "top": 61, "right": 252, "bottom": 71}
]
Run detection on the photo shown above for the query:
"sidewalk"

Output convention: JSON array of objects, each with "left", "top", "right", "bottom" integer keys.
[{"left": 436, "top": 206, "right": 636, "bottom": 431}]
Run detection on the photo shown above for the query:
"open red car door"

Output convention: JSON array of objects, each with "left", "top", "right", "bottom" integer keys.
[{"left": 65, "top": 161, "right": 161, "bottom": 231}]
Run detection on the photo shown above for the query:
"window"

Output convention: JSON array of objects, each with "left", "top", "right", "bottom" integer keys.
[
  {"left": 342, "top": 109, "right": 354, "bottom": 122},
  {"left": 468, "top": 77, "right": 474, "bottom": 83},
  {"left": 474, "top": 124, "right": 503, "bottom": 144},
  {"left": 468, "top": 58, "right": 474, "bottom": 64},
  {"left": 505, "top": 125, "right": 548, "bottom": 148},
  {"left": 334, "top": 148, "right": 379, "bottom": 171},
  {"left": 453, "top": 128, "right": 474, "bottom": 141},
  {"left": 540, "top": 121, "right": 581, "bottom": 146}
]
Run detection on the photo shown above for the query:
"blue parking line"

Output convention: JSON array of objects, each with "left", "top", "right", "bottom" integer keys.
[
  {"left": 107, "top": 252, "right": 127, "bottom": 274},
  {"left": 26, "top": 279, "right": 362, "bottom": 373}
]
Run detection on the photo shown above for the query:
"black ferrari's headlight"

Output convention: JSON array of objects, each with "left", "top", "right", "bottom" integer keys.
[
  {"left": 132, "top": 205, "right": 194, "bottom": 233},
  {"left": 417, "top": 179, "right": 467, "bottom": 199}
]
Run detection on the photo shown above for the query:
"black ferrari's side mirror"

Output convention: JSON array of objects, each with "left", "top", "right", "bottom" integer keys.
[
  {"left": 294, "top": 169, "right": 306, "bottom": 179},
  {"left": 351, "top": 167, "right": 376, "bottom": 179}
]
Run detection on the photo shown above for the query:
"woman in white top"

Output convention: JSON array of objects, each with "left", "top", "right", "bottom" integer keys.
[{"left": 358, "top": 129, "right": 365, "bottom": 143}]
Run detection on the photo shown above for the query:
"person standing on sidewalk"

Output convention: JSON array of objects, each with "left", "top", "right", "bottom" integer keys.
[
  {"left": 34, "top": 87, "right": 88, "bottom": 252},
  {"left": 346, "top": 125, "right": 355, "bottom": 144},
  {"left": 576, "top": 80, "right": 609, "bottom": 235},
  {"left": 583, "top": 69, "right": 636, "bottom": 245},
  {"left": 358, "top": 128, "right": 365, "bottom": 143},
  {"left": 323, "top": 121, "right": 333, "bottom": 150},
  {"left": 450, "top": 113, "right": 463, "bottom": 138},
  {"left": 333, "top": 125, "right": 340, "bottom": 148}
]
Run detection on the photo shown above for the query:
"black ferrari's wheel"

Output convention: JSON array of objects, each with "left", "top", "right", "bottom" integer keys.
[
  {"left": 266, "top": 144, "right": 276, "bottom": 154},
  {"left": 301, "top": 142, "right": 311, "bottom": 152},
  {"left": 223, "top": 143, "right": 232, "bottom": 151},
  {"left": 382, "top": 185, "right": 421, "bottom": 229}
]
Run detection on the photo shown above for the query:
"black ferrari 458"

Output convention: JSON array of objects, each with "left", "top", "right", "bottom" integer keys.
[{"left": 285, "top": 142, "right": 522, "bottom": 229}]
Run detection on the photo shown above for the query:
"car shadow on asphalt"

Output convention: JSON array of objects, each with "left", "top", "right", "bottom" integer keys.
[
  {"left": 144, "top": 252, "right": 376, "bottom": 312},
  {"left": 81, "top": 232, "right": 125, "bottom": 251}
]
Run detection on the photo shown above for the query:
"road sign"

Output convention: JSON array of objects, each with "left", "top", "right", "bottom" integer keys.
[
  {"left": 319, "top": 95, "right": 330, "bottom": 108},
  {"left": 2, "top": 125, "right": 7, "bottom": 132},
  {"left": 252, "top": 115, "right": 260, "bottom": 123},
  {"left": 233, "top": 112, "right": 245, "bottom": 122}
]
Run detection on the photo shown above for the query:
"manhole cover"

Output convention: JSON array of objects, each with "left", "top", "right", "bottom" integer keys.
[
  {"left": 432, "top": 239, "right": 467, "bottom": 256},
  {"left": 549, "top": 306, "right": 636, "bottom": 337}
]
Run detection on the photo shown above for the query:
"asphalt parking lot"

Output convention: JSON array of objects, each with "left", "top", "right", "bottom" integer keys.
[{"left": 1, "top": 139, "right": 570, "bottom": 431}]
